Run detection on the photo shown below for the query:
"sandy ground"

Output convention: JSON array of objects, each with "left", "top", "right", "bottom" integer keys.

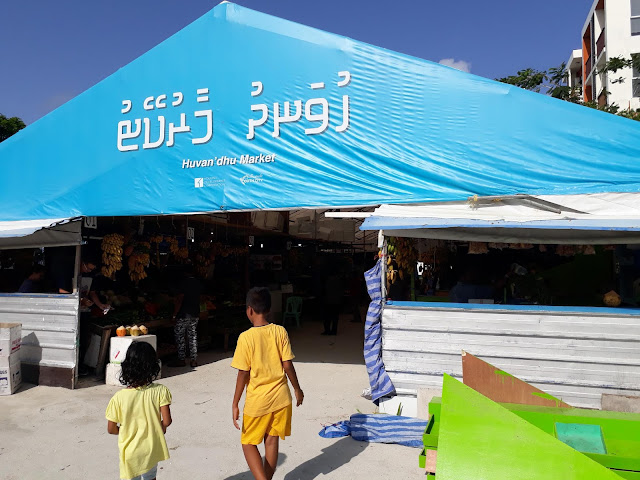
[{"left": 0, "top": 317, "right": 420, "bottom": 479}]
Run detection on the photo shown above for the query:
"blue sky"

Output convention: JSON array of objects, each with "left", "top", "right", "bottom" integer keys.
[{"left": 0, "top": 0, "right": 593, "bottom": 124}]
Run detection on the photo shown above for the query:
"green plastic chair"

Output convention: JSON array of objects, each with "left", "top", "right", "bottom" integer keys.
[{"left": 282, "top": 296, "right": 303, "bottom": 328}]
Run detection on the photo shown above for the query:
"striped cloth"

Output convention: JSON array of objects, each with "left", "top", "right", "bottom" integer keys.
[
  {"left": 319, "top": 414, "right": 427, "bottom": 448},
  {"left": 364, "top": 259, "right": 396, "bottom": 404}
]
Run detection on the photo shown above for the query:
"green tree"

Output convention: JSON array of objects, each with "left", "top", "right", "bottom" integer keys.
[
  {"left": 496, "top": 56, "right": 640, "bottom": 121},
  {"left": 0, "top": 114, "right": 26, "bottom": 143}
]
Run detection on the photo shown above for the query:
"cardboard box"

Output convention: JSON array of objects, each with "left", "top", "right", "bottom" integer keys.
[
  {"left": 105, "top": 360, "right": 162, "bottom": 387},
  {"left": 0, "top": 353, "right": 22, "bottom": 395},
  {"left": 109, "top": 335, "right": 157, "bottom": 364},
  {"left": 0, "top": 323, "right": 22, "bottom": 356}
]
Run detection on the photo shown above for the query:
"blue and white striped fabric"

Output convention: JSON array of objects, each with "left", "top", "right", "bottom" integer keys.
[
  {"left": 318, "top": 420, "right": 351, "bottom": 438},
  {"left": 364, "top": 260, "right": 396, "bottom": 404},
  {"left": 350, "top": 414, "right": 428, "bottom": 448},
  {"left": 318, "top": 414, "right": 427, "bottom": 448}
]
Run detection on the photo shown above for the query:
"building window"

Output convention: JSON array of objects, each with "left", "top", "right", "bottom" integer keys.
[
  {"left": 633, "top": 62, "right": 640, "bottom": 97},
  {"left": 632, "top": 0, "right": 640, "bottom": 35}
]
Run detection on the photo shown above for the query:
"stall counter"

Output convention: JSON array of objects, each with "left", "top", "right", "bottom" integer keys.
[{"left": 379, "top": 300, "right": 640, "bottom": 414}]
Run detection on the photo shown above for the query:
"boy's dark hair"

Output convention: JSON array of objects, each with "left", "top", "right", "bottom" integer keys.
[
  {"left": 119, "top": 342, "right": 160, "bottom": 388},
  {"left": 246, "top": 287, "right": 271, "bottom": 314}
]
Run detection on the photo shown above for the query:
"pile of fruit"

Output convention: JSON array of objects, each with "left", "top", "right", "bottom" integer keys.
[
  {"left": 116, "top": 324, "right": 149, "bottom": 337},
  {"left": 128, "top": 242, "right": 151, "bottom": 283},
  {"left": 386, "top": 237, "right": 417, "bottom": 284},
  {"left": 101, "top": 234, "right": 124, "bottom": 278},
  {"left": 166, "top": 236, "right": 180, "bottom": 255},
  {"left": 194, "top": 242, "right": 213, "bottom": 278},
  {"left": 128, "top": 253, "right": 149, "bottom": 282},
  {"left": 109, "top": 307, "right": 140, "bottom": 325},
  {"left": 149, "top": 235, "right": 163, "bottom": 244},
  {"left": 603, "top": 290, "right": 622, "bottom": 307},
  {"left": 387, "top": 237, "right": 417, "bottom": 271},
  {"left": 210, "top": 242, "right": 249, "bottom": 258}
]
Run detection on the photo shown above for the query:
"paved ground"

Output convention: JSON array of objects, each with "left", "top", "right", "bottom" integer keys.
[{"left": 0, "top": 318, "right": 420, "bottom": 479}]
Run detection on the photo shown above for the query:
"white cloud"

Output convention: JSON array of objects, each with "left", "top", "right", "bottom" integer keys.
[{"left": 438, "top": 58, "right": 471, "bottom": 73}]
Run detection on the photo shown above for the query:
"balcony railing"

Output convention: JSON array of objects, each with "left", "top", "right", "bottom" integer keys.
[
  {"left": 596, "top": 29, "right": 605, "bottom": 57},
  {"left": 585, "top": 56, "right": 593, "bottom": 78}
]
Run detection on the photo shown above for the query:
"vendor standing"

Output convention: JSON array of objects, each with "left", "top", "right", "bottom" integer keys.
[
  {"left": 55, "top": 253, "right": 110, "bottom": 311},
  {"left": 449, "top": 269, "right": 494, "bottom": 304},
  {"left": 169, "top": 265, "right": 202, "bottom": 368},
  {"left": 18, "top": 265, "right": 46, "bottom": 293},
  {"left": 55, "top": 252, "right": 110, "bottom": 375}
]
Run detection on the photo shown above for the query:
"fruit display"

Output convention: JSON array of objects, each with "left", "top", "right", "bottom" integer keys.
[
  {"left": 149, "top": 235, "right": 163, "bottom": 244},
  {"left": 128, "top": 242, "right": 151, "bottom": 283},
  {"left": 194, "top": 242, "right": 213, "bottom": 277},
  {"left": 165, "top": 236, "right": 180, "bottom": 255},
  {"left": 387, "top": 237, "right": 418, "bottom": 284},
  {"left": 101, "top": 234, "right": 124, "bottom": 278},
  {"left": 110, "top": 307, "right": 140, "bottom": 326},
  {"left": 468, "top": 242, "right": 489, "bottom": 254},
  {"left": 387, "top": 237, "right": 417, "bottom": 271},
  {"left": 604, "top": 290, "right": 622, "bottom": 307},
  {"left": 115, "top": 324, "right": 148, "bottom": 336},
  {"left": 144, "top": 302, "right": 159, "bottom": 316}
]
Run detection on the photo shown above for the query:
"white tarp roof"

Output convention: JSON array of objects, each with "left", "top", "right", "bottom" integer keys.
[
  {"left": 0, "top": 218, "right": 82, "bottom": 250},
  {"left": 359, "top": 193, "right": 640, "bottom": 244}
]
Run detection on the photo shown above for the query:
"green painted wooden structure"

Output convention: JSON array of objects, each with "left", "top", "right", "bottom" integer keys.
[{"left": 432, "top": 375, "right": 627, "bottom": 479}]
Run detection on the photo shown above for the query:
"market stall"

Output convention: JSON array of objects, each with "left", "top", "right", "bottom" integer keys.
[
  {"left": 0, "top": 219, "right": 82, "bottom": 387},
  {"left": 356, "top": 194, "right": 640, "bottom": 412},
  {"left": 76, "top": 215, "right": 254, "bottom": 370},
  {"left": 2, "top": 3, "right": 640, "bottom": 390}
]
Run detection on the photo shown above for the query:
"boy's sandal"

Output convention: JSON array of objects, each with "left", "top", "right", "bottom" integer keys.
[{"left": 190, "top": 359, "right": 198, "bottom": 368}]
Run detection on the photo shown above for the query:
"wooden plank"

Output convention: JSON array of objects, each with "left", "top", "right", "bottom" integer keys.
[
  {"left": 425, "top": 449, "right": 437, "bottom": 474},
  {"left": 95, "top": 326, "right": 114, "bottom": 378},
  {"left": 22, "top": 363, "right": 75, "bottom": 389},
  {"left": 462, "top": 351, "right": 570, "bottom": 408}
]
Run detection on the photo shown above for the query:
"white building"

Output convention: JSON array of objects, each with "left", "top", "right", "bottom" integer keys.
[{"left": 567, "top": 0, "right": 640, "bottom": 110}]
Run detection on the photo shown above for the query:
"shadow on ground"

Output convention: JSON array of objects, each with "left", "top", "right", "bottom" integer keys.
[
  {"left": 77, "top": 306, "right": 367, "bottom": 389},
  {"left": 283, "top": 437, "right": 367, "bottom": 479},
  {"left": 223, "top": 437, "right": 367, "bottom": 480},
  {"left": 284, "top": 314, "right": 366, "bottom": 366},
  {"left": 160, "top": 350, "right": 233, "bottom": 379},
  {"left": 223, "top": 453, "right": 288, "bottom": 480},
  {"left": 76, "top": 349, "right": 233, "bottom": 388}
]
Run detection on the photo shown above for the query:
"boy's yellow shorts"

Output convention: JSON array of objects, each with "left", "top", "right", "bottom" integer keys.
[{"left": 241, "top": 404, "right": 292, "bottom": 445}]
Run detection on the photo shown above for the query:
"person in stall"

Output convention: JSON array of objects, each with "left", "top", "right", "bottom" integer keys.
[
  {"left": 55, "top": 251, "right": 111, "bottom": 375},
  {"left": 169, "top": 263, "right": 203, "bottom": 368},
  {"left": 322, "top": 268, "right": 345, "bottom": 336},
  {"left": 449, "top": 268, "right": 494, "bottom": 304},
  {"left": 18, "top": 265, "right": 46, "bottom": 293},
  {"left": 55, "top": 252, "right": 111, "bottom": 311}
]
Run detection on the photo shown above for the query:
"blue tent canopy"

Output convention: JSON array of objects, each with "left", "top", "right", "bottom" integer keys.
[{"left": 2, "top": 2, "right": 640, "bottom": 222}]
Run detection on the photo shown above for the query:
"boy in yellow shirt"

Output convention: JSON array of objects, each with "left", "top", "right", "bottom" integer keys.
[{"left": 232, "top": 287, "right": 304, "bottom": 480}]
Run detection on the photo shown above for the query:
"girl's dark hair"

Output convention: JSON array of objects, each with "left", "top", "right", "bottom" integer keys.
[
  {"left": 246, "top": 287, "right": 271, "bottom": 314},
  {"left": 119, "top": 342, "right": 160, "bottom": 388}
]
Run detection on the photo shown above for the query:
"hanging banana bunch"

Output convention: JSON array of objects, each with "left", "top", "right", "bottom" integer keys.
[{"left": 101, "top": 234, "right": 124, "bottom": 278}]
